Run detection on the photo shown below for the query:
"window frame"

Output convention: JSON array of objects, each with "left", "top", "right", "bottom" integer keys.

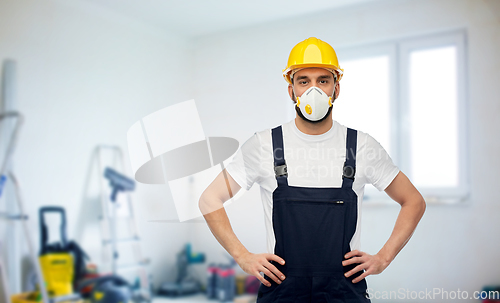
[{"left": 335, "top": 29, "right": 470, "bottom": 205}]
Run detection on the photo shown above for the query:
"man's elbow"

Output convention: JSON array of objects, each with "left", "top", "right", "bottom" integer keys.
[
  {"left": 198, "top": 192, "right": 210, "bottom": 215},
  {"left": 415, "top": 196, "right": 426, "bottom": 220},
  {"left": 400, "top": 193, "right": 426, "bottom": 220},
  {"left": 199, "top": 191, "right": 224, "bottom": 216}
]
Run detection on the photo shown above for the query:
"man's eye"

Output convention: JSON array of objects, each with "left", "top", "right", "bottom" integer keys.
[
  {"left": 300, "top": 81, "right": 307, "bottom": 85},
  {"left": 320, "top": 80, "right": 327, "bottom": 84}
]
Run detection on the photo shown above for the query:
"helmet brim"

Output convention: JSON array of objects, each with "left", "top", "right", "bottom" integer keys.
[{"left": 283, "top": 64, "right": 344, "bottom": 84}]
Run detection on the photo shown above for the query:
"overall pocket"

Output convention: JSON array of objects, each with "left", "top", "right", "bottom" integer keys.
[
  {"left": 341, "top": 274, "right": 371, "bottom": 303},
  {"left": 273, "top": 198, "right": 348, "bottom": 274}
]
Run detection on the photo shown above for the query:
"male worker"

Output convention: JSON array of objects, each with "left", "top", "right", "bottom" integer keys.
[{"left": 199, "top": 37, "right": 426, "bottom": 302}]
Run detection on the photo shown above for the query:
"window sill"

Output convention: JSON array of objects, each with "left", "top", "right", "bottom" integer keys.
[{"left": 362, "top": 194, "right": 471, "bottom": 207}]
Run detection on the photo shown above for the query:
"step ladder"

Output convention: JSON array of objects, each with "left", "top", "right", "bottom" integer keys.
[
  {"left": 95, "top": 145, "right": 151, "bottom": 301},
  {"left": 0, "top": 112, "right": 50, "bottom": 303}
]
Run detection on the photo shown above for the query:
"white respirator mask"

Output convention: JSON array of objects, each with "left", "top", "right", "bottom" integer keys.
[{"left": 294, "top": 86, "right": 334, "bottom": 121}]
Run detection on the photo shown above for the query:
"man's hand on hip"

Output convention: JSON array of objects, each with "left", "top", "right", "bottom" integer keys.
[
  {"left": 342, "top": 250, "right": 390, "bottom": 283},
  {"left": 236, "top": 252, "right": 286, "bottom": 287}
]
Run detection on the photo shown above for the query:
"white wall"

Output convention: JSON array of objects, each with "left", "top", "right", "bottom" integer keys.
[
  {"left": 191, "top": 0, "right": 500, "bottom": 301},
  {"left": 0, "top": 0, "right": 194, "bottom": 290}
]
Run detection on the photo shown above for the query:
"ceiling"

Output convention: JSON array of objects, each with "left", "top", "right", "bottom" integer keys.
[{"left": 79, "top": 0, "right": 385, "bottom": 37}]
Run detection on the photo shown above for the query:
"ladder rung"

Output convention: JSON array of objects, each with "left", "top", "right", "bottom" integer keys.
[{"left": 0, "top": 212, "right": 28, "bottom": 220}]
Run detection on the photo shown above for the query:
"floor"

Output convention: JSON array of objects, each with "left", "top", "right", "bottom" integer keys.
[{"left": 152, "top": 293, "right": 257, "bottom": 303}]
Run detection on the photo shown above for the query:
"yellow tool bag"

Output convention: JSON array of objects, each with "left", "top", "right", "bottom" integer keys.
[
  {"left": 39, "top": 206, "right": 88, "bottom": 297},
  {"left": 39, "top": 253, "right": 74, "bottom": 297}
]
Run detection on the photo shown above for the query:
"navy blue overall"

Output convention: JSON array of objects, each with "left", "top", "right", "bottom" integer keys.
[{"left": 256, "top": 125, "right": 371, "bottom": 303}]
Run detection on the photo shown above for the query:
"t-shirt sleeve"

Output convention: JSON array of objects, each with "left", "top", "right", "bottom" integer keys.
[
  {"left": 363, "top": 133, "right": 400, "bottom": 191},
  {"left": 224, "top": 132, "right": 262, "bottom": 191}
]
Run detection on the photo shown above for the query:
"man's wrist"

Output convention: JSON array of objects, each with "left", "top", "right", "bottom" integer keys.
[
  {"left": 376, "top": 250, "right": 394, "bottom": 267},
  {"left": 232, "top": 247, "right": 250, "bottom": 263}
]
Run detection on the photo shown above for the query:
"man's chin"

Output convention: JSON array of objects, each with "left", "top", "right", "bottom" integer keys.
[{"left": 295, "top": 106, "right": 333, "bottom": 124}]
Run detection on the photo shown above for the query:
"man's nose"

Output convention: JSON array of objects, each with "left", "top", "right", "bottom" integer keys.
[{"left": 307, "top": 87, "right": 324, "bottom": 95}]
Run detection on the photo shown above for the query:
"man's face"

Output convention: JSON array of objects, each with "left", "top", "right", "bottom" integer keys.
[
  {"left": 288, "top": 67, "right": 340, "bottom": 123},
  {"left": 288, "top": 67, "right": 339, "bottom": 101}
]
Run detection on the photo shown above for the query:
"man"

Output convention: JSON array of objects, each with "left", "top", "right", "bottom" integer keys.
[{"left": 199, "top": 37, "right": 425, "bottom": 302}]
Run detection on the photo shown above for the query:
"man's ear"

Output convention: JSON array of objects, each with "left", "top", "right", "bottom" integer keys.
[
  {"left": 333, "top": 81, "right": 340, "bottom": 101},
  {"left": 288, "top": 84, "right": 296, "bottom": 104}
]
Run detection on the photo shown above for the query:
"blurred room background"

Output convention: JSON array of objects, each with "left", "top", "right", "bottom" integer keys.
[{"left": 0, "top": 0, "right": 499, "bottom": 302}]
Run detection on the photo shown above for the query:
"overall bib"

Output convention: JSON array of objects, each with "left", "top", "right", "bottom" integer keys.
[{"left": 256, "top": 125, "right": 371, "bottom": 303}]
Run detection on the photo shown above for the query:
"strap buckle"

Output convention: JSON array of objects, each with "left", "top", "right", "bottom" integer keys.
[
  {"left": 342, "top": 163, "right": 356, "bottom": 180},
  {"left": 274, "top": 164, "right": 288, "bottom": 178}
]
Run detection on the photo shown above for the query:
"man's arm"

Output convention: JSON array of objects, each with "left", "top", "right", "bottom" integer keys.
[
  {"left": 344, "top": 171, "right": 426, "bottom": 283},
  {"left": 378, "top": 171, "right": 426, "bottom": 264},
  {"left": 199, "top": 168, "right": 247, "bottom": 260},
  {"left": 199, "top": 169, "right": 286, "bottom": 287}
]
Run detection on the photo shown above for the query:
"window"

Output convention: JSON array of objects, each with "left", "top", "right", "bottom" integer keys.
[
  {"left": 409, "top": 46, "right": 458, "bottom": 188},
  {"left": 335, "top": 30, "right": 469, "bottom": 204},
  {"left": 333, "top": 55, "right": 392, "bottom": 155}
]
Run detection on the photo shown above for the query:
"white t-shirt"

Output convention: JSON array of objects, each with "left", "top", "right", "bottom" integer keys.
[{"left": 225, "top": 118, "right": 400, "bottom": 255}]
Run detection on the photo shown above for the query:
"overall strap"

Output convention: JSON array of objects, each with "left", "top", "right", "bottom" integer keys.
[
  {"left": 271, "top": 125, "right": 288, "bottom": 187},
  {"left": 341, "top": 127, "right": 357, "bottom": 189}
]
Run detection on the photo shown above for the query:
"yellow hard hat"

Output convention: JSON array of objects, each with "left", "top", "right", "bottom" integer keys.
[{"left": 283, "top": 37, "right": 344, "bottom": 84}]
